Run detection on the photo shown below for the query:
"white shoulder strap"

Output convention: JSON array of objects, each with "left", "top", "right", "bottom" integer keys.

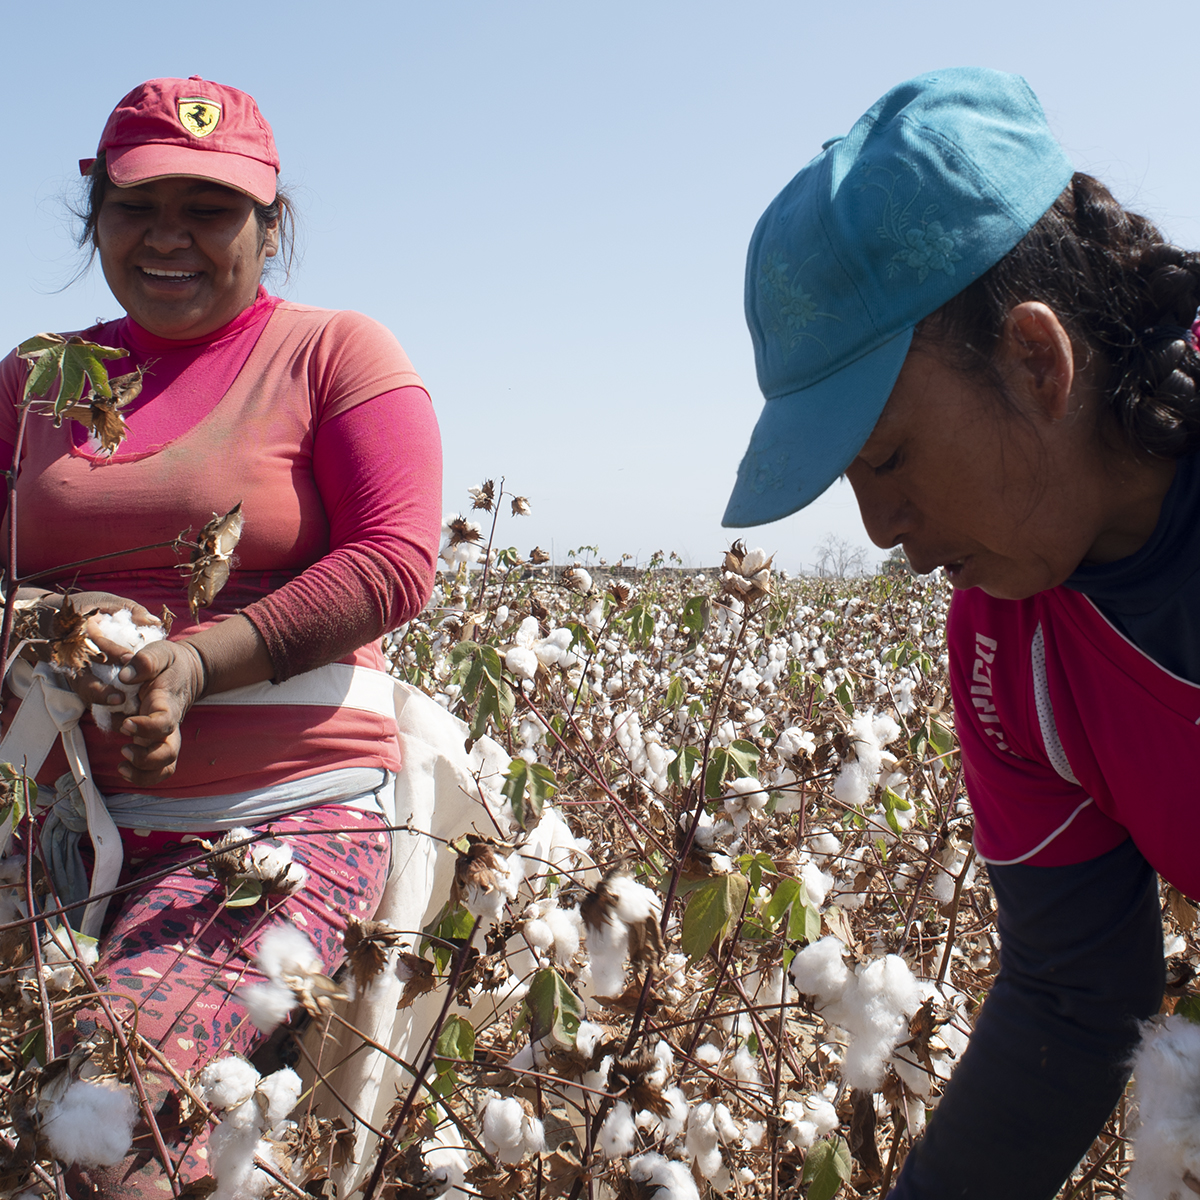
[{"left": 0, "top": 661, "right": 121, "bottom": 938}]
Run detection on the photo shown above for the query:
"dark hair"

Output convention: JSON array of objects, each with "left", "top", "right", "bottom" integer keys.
[
  {"left": 916, "top": 172, "right": 1200, "bottom": 459},
  {"left": 76, "top": 149, "right": 297, "bottom": 278}
]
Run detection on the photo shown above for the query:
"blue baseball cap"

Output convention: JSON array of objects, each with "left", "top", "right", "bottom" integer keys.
[{"left": 723, "top": 67, "right": 1074, "bottom": 528}]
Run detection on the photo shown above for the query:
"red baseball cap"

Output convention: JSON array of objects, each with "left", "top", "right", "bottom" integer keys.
[{"left": 80, "top": 76, "right": 279, "bottom": 206}]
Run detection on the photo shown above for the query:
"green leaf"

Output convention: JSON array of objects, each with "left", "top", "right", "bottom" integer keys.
[
  {"left": 882, "top": 787, "right": 912, "bottom": 836},
  {"left": 422, "top": 902, "right": 475, "bottom": 971},
  {"left": 434, "top": 1013, "right": 475, "bottom": 1069},
  {"left": 795, "top": 900, "right": 822, "bottom": 944},
  {"left": 501, "top": 758, "right": 557, "bottom": 831},
  {"left": 225, "top": 877, "right": 263, "bottom": 908},
  {"left": 627, "top": 604, "right": 655, "bottom": 645},
  {"left": 802, "top": 1136, "right": 852, "bottom": 1200},
  {"left": 668, "top": 745, "right": 701, "bottom": 788},
  {"left": 680, "top": 595, "right": 710, "bottom": 647},
  {"left": 665, "top": 675, "right": 687, "bottom": 710},
  {"left": 928, "top": 718, "right": 955, "bottom": 757},
  {"left": 1177, "top": 994, "right": 1200, "bottom": 1025},
  {"left": 726, "top": 739, "right": 760, "bottom": 778},
  {"left": 762, "top": 877, "right": 801, "bottom": 932},
  {"left": 682, "top": 873, "right": 749, "bottom": 963},
  {"left": 526, "top": 967, "right": 584, "bottom": 1048},
  {"left": 0, "top": 763, "right": 35, "bottom": 827},
  {"left": 834, "top": 679, "right": 855, "bottom": 716},
  {"left": 704, "top": 748, "right": 729, "bottom": 799},
  {"left": 18, "top": 334, "right": 123, "bottom": 414}
]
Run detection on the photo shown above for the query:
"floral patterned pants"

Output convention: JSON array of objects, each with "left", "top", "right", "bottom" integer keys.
[{"left": 66, "top": 802, "right": 392, "bottom": 1199}]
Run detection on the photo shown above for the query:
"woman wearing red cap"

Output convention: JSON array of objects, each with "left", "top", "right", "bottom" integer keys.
[
  {"left": 0, "top": 77, "right": 441, "bottom": 1194},
  {"left": 728, "top": 69, "right": 1199, "bottom": 1198}
]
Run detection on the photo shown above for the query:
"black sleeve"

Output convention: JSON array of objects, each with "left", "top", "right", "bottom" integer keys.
[{"left": 888, "top": 837, "right": 1164, "bottom": 1200}]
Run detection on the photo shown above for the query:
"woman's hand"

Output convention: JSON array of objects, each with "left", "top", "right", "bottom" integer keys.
[{"left": 114, "top": 640, "right": 206, "bottom": 787}]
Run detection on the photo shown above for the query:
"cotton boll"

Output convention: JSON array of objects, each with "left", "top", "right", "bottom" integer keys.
[
  {"left": 685, "top": 1103, "right": 723, "bottom": 1179},
  {"left": 479, "top": 1094, "right": 544, "bottom": 1164},
  {"left": 1126, "top": 1015, "right": 1200, "bottom": 1200},
  {"left": 731, "top": 1045, "right": 761, "bottom": 1086},
  {"left": 209, "top": 1121, "right": 271, "bottom": 1200},
  {"left": 256, "top": 1067, "right": 302, "bottom": 1128},
  {"left": 810, "top": 830, "right": 842, "bottom": 859},
  {"left": 576, "top": 1021, "right": 604, "bottom": 1058},
  {"left": 803, "top": 1095, "right": 840, "bottom": 1136},
  {"left": 799, "top": 860, "right": 834, "bottom": 909},
  {"left": 586, "top": 917, "right": 631, "bottom": 998},
  {"left": 42, "top": 1078, "right": 137, "bottom": 1167},
  {"left": 424, "top": 1137, "right": 471, "bottom": 1193},
  {"left": 837, "top": 955, "right": 923, "bottom": 1091},
  {"left": 872, "top": 713, "right": 901, "bottom": 748},
  {"left": 200, "top": 1056, "right": 261, "bottom": 1111},
  {"left": 779, "top": 1100, "right": 818, "bottom": 1150},
  {"left": 255, "top": 923, "right": 322, "bottom": 984},
  {"left": 712, "top": 1103, "right": 740, "bottom": 1143},
  {"left": 695, "top": 1043, "right": 721, "bottom": 1066},
  {"left": 506, "top": 646, "right": 539, "bottom": 681},
  {"left": 629, "top": 1152, "right": 701, "bottom": 1200},
  {"left": 240, "top": 981, "right": 298, "bottom": 1032},
  {"left": 514, "top": 616, "right": 539, "bottom": 648},
  {"left": 789, "top": 936, "right": 850, "bottom": 1004},
  {"left": 776, "top": 726, "right": 817, "bottom": 759},
  {"left": 743, "top": 1120, "right": 766, "bottom": 1149},
  {"left": 88, "top": 610, "right": 167, "bottom": 731},
  {"left": 598, "top": 1100, "right": 637, "bottom": 1158}
]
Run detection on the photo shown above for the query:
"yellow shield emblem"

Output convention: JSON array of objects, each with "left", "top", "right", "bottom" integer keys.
[{"left": 178, "top": 98, "right": 222, "bottom": 138}]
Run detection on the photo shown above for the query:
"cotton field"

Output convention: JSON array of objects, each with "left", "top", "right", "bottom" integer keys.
[{"left": 0, "top": 480, "right": 1197, "bottom": 1198}]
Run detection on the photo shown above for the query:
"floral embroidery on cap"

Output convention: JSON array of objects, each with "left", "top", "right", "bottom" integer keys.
[
  {"left": 758, "top": 253, "right": 841, "bottom": 356},
  {"left": 858, "top": 161, "right": 962, "bottom": 284}
]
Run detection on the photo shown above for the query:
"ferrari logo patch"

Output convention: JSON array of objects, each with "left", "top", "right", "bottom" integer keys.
[{"left": 178, "top": 98, "right": 221, "bottom": 138}]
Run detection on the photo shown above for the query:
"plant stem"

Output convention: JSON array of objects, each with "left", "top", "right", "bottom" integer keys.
[{"left": 0, "top": 404, "right": 31, "bottom": 669}]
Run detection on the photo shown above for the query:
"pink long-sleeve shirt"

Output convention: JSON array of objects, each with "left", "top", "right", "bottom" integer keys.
[{"left": 0, "top": 289, "right": 442, "bottom": 797}]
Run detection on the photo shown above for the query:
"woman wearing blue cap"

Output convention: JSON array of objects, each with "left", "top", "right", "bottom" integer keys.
[{"left": 727, "top": 68, "right": 1200, "bottom": 1197}]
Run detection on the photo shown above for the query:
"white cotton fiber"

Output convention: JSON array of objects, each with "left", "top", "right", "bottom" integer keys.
[
  {"left": 255, "top": 922, "right": 321, "bottom": 985},
  {"left": 479, "top": 1094, "right": 544, "bottom": 1164},
  {"left": 789, "top": 936, "right": 851, "bottom": 1003},
  {"left": 731, "top": 1045, "right": 761, "bottom": 1085},
  {"left": 1126, "top": 1015, "right": 1200, "bottom": 1200},
  {"left": 607, "top": 875, "right": 661, "bottom": 924},
  {"left": 240, "top": 981, "right": 297, "bottom": 1032},
  {"left": 199, "top": 1056, "right": 261, "bottom": 1111},
  {"left": 831, "top": 955, "right": 923, "bottom": 1091},
  {"left": 88, "top": 609, "right": 167, "bottom": 731},
  {"left": 209, "top": 1122, "right": 272, "bottom": 1200},
  {"left": 800, "top": 860, "right": 834, "bottom": 909},
  {"left": 42, "top": 1078, "right": 137, "bottom": 1167},
  {"left": 685, "top": 1103, "right": 723, "bottom": 1179},
  {"left": 629, "top": 1152, "right": 701, "bottom": 1200},
  {"left": 256, "top": 1067, "right": 302, "bottom": 1127},
  {"left": 695, "top": 1043, "right": 721, "bottom": 1066},
  {"left": 586, "top": 918, "right": 631, "bottom": 998},
  {"left": 598, "top": 1100, "right": 637, "bottom": 1158}
]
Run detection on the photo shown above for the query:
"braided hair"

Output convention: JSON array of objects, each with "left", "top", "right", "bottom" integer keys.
[{"left": 917, "top": 173, "right": 1200, "bottom": 459}]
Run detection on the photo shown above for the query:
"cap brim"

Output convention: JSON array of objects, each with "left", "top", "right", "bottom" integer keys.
[
  {"left": 103, "top": 143, "right": 277, "bottom": 205},
  {"left": 722, "top": 327, "right": 913, "bottom": 528}
]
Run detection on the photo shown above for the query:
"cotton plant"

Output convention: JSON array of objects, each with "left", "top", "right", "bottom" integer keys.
[{"left": 199, "top": 1056, "right": 303, "bottom": 1200}]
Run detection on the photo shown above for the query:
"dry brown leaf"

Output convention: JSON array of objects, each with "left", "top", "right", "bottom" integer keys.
[
  {"left": 1167, "top": 885, "right": 1199, "bottom": 932},
  {"left": 529, "top": 547, "right": 550, "bottom": 565},
  {"left": 466, "top": 1162, "right": 534, "bottom": 1198},
  {"left": 159, "top": 604, "right": 176, "bottom": 635},
  {"left": 449, "top": 836, "right": 510, "bottom": 911},
  {"left": 395, "top": 951, "right": 437, "bottom": 1009},
  {"left": 823, "top": 904, "right": 857, "bottom": 951},
  {"left": 48, "top": 595, "right": 100, "bottom": 672},
  {"left": 344, "top": 916, "right": 403, "bottom": 993},
  {"left": 187, "top": 502, "right": 244, "bottom": 617}
]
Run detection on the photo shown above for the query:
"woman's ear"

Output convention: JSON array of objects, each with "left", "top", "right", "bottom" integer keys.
[
  {"left": 998, "top": 301, "right": 1076, "bottom": 421},
  {"left": 262, "top": 221, "right": 279, "bottom": 260}
]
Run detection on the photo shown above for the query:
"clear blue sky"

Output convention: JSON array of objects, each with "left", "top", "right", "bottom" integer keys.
[{"left": 2, "top": 1, "right": 1196, "bottom": 572}]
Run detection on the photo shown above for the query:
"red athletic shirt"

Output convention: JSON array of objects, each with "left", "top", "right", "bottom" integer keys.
[
  {"left": 0, "top": 290, "right": 442, "bottom": 797},
  {"left": 949, "top": 584, "right": 1200, "bottom": 897}
]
